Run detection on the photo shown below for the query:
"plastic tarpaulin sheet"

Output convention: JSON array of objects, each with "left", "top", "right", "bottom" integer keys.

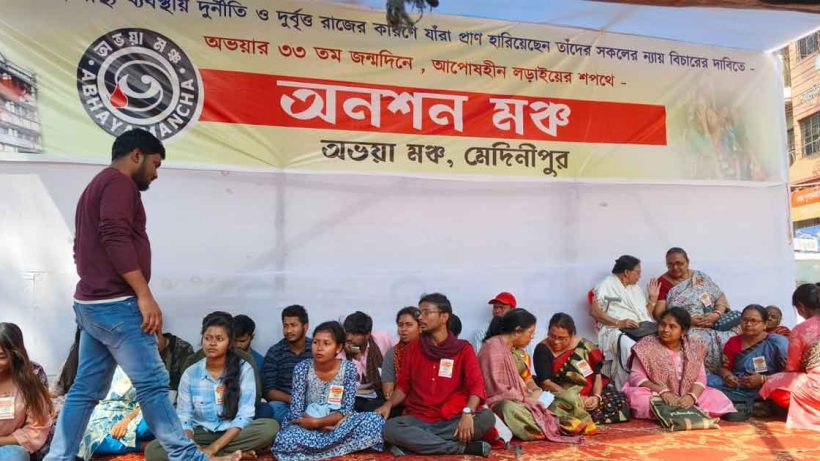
[{"left": 0, "top": 162, "right": 794, "bottom": 372}]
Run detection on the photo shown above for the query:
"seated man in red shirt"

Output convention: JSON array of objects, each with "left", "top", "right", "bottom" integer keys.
[{"left": 377, "top": 293, "right": 494, "bottom": 457}]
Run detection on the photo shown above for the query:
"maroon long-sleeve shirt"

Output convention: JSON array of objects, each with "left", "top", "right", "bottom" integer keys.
[{"left": 73, "top": 167, "right": 151, "bottom": 301}]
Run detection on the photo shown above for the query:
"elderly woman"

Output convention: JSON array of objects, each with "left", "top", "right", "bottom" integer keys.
[
  {"left": 622, "top": 308, "right": 736, "bottom": 420},
  {"left": 654, "top": 247, "right": 735, "bottom": 373},
  {"left": 710, "top": 305, "right": 788, "bottom": 421},
  {"left": 760, "top": 284, "right": 820, "bottom": 430},
  {"left": 534, "top": 313, "right": 630, "bottom": 426},
  {"left": 590, "top": 255, "right": 659, "bottom": 390}
]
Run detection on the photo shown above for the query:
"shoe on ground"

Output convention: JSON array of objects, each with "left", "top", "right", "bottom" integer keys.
[{"left": 464, "top": 441, "right": 491, "bottom": 457}]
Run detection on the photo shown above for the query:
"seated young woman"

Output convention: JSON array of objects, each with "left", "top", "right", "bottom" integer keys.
[
  {"left": 710, "top": 304, "right": 788, "bottom": 420},
  {"left": 145, "top": 314, "right": 279, "bottom": 460},
  {"left": 760, "top": 284, "right": 820, "bottom": 430},
  {"left": 273, "top": 321, "right": 385, "bottom": 461},
  {"left": 381, "top": 307, "right": 421, "bottom": 418},
  {"left": 0, "top": 323, "right": 53, "bottom": 461},
  {"left": 534, "top": 313, "right": 630, "bottom": 426},
  {"left": 478, "top": 309, "right": 580, "bottom": 443},
  {"left": 622, "top": 308, "right": 736, "bottom": 420}
]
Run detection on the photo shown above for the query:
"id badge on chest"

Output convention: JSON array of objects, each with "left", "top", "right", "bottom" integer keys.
[
  {"left": 0, "top": 396, "right": 15, "bottom": 420},
  {"left": 752, "top": 356, "right": 768, "bottom": 374},
  {"left": 214, "top": 385, "right": 225, "bottom": 406},
  {"left": 438, "top": 359, "right": 454, "bottom": 378},
  {"left": 328, "top": 385, "right": 344, "bottom": 406},
  {"left": 576, "top": 359, "right": 594, "bottom": 378},
  {"left": 699, "top": 292, "right": 712, "bottom": 308}
]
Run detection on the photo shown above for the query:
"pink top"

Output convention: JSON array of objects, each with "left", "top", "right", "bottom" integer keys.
[
  {"left": 341, "top": 331, "right": 395, "bottom": 389},
  {"left": 628, "top": 348, "right": 707, "bottom": 391},
  {"left": 0, "top": 387, "right": 53, "bottom": 453},
  {"left": 760, "top": 316, "right": 820, "bottom": 430},
  {"left": 786, "top": 316, "right": 820, "bottom": 372},
  {"left": 623, "top": 347, "right": 735, "bottom": 419}
]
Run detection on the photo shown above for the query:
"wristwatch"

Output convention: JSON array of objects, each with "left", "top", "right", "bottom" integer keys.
[{"left": 462, "top": 406, "right": 473, "bottom": 415}]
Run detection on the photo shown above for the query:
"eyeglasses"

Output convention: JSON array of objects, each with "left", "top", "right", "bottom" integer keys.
[
  {"left": 419, "top": 310, "right": 442, "bottom": 317},
  {"left": 548, "top": 335, "right": 571, "bottom": 342},
  {"left": 740, "top": 318, "right": 763, "bottom": 325}
]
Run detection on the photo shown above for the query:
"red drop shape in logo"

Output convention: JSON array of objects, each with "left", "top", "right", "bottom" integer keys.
[{"left": 109, "top": 80, "right": 128, "bottom": 109}]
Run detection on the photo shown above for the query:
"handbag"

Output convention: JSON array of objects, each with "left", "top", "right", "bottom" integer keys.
[
  {"left": 620, "top": 321, "right": 658, "bottom": 341},
  {"left": 648, "top": 396, "right": 720, "bottom": 431},
  {"left": 588, "top": 383, "right": 631, "bottom": 424},
  {"left": 616, "top": 321, "right": 658, "bottom": 371},
  {"left": 712, "top": 310, "right": 741, "bottom": 331}
]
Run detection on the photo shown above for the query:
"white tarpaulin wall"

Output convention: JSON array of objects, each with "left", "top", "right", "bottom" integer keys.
[{"left": 0, "top": 161, "right": 795, "bottom": 373}]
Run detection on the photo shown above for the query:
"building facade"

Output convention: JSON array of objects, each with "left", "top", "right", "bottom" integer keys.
[{"left": 0, "top": 52, "right": 41, "bottom": 153}]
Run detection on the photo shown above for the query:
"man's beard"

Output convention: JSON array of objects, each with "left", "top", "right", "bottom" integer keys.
[
  {"left": 286, "top": 332, "right": 305, "bottom": 344},
  {"left": 134, "top": 161, "right": 151, "bottom": 191},
  {"left": 136, "top": 180, "right": 150, "bottom": 191}
]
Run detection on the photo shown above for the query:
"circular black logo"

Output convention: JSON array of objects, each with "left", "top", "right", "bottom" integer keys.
[{"left": 76, "top": 28, "right": 203, "bottom": 140}]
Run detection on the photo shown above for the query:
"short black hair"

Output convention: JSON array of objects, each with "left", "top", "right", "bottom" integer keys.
[
  {"left": 343, "top": 311, "right": 373, "bottom": 335},
  {"left": 548, "top": 312, "right": 577, "bottom": 336},
  {"left": 111, "top": 129, "right": 166, "bottom": 161},
  {"left": 448, "top": 313, "right": 462, "bottom": 337},
  {"left": 396, "top": 306, "right": 420, "bottom": 324},
  {"left": 233, "top": 314, "right": 256, "bottom": 337},
  {"left": 419, "top": 292, "right": 452, "bottom": 315},
  {"left": 486, "top": 309, "right": 536, "bottom": 340},
  {"left": 793, "top": 283, "right": 820, "bottom": 312},
  {"left": 612, "top": 255, "right": 641, "bottom": 274},
  {"left": 742, "top": 304, "right": 768, "bottom": 322},
  {"left": 661, "top": 307, "right": 691, "bottom": 332},
  {"left": 282, "top": 305, "right": 309, "bottom": 324},
  {"left": 313, "top": 321, "right": 346, "bottom": 345}
]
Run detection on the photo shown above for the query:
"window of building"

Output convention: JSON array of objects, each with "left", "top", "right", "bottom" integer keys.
[
  {"left": 789, "top": 129, "right": 796, "bottom": 166},
  {"left": 798, "top": 33, "right": 819, "bottom": 59},
  {"left": 801, "top": 113, "right": 820, "bottom": 157}
]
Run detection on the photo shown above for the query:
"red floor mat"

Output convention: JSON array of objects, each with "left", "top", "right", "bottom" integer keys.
[{"left": 94, "top": 418, "right": 819, "bottom": 461}]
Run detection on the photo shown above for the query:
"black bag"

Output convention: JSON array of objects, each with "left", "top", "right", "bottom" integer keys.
[
  {"left": 615, "top": 321, "right": 658, "bottom": 371},
  {"left": 712, "top": 310, "right": 741, "bottom": 332},
  {"left": 620, "top": 321, "right": 658, "bottom": 341}
]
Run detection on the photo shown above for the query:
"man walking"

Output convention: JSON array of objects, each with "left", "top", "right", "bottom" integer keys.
[{"left": 45, "top": 130, "right": 239, "bottom": 461}]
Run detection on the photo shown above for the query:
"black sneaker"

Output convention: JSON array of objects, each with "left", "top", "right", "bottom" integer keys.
[{"left": 464, "top": 441, "right": 491, "bottom": 458}]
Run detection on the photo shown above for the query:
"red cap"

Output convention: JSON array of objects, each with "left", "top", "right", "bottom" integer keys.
[{"left": 488, "top": 292, "right": 517, "bottom": 308}]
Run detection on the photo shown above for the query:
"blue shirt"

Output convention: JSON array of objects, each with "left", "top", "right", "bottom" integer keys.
[
  {"left": 177, "top": 358, "right": 256, "bottom": 432},
  {"left": 263, "top": 337, "right": 313, "bottom": 396}
]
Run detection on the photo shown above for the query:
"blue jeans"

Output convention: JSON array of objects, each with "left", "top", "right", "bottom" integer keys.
[
  {"left": 44, "top": 298, "right": 205, "bottom": 461},
  {"left": 0, "top": 445, "right": 30, "bottom": 461},
  {"left": 268, "top": 401, "right": 291, "bottom": 423}
]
